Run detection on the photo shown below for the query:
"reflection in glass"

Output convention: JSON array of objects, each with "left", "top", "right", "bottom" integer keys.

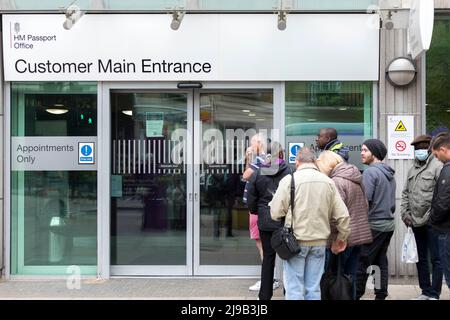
[
  {"left": 285, "top": 81, "right": 372, "bottom": 169},
  {"left": 10, "top": 82, "right": 98, "bottom": 275},
  {"left": 199, "top": 91, "right": 273, "bottom": 265},
  {"left": 11, "top": 171, "right": 97, "bottom": 269},
  {"left": 110, "top": 92, "right": 187, "bottom": 265}
]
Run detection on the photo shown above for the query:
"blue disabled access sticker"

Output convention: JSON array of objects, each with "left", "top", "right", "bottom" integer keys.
[
  {"left": 79, "top": 142, "right": 94, "bottom": 164},
  {"left": 288, "top": 142, "right": 304, "bottom": 164}
]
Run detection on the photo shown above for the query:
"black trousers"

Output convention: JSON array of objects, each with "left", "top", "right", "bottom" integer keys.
[
  {"left": 412, "top": 224, "right": 443, "bottom": 299},
  {"left": 355, "top": 229, "right": 394, "bottom": 300},
  {"left": 259, "top": 230, "right": 277, "bottom": 300}
]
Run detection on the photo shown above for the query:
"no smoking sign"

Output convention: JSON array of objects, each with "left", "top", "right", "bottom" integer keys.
[
  {"left": 388, "top": 115, "right": 414, "bottom": 159},
  {"left": 395, "top": 140, "right": 407, "bottom": 152}
]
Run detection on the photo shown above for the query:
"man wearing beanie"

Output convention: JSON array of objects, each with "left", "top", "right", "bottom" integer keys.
[{"left": 355, "top": 138, "right": 396, "bottom": 300}]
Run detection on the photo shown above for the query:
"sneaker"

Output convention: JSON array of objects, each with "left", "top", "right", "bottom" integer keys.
[
  {"left": 273, "top": 279, "right": 280, "bottom": 290},
  {"left": 249, "top": 280, "right": 261, "bottom": 291},
  {"left": 428, "top": 297, "right": 438, "bottom": 300},
  {"left": 411, "top": 294, "right": 430, "bottom": 300}
]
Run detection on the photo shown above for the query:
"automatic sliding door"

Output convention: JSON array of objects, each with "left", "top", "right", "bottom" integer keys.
[
  {"left": 110, "top": 91, "right": 191, "bottom": 275},
  {"left": 195, "top": 90, "right": 274, "bottom": 275}
]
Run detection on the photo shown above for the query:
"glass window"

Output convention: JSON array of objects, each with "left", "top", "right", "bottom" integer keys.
[
  {"left": 11, "top": 82, "right": 97, "bottom": 275},
  {"left": 426, "top": 17, "right": 450, "bottom": 135},
  {"left": 285, "top": 81, "right": 373, "bottom": 168}
]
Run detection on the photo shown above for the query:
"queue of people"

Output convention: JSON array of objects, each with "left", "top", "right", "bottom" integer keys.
[{"left": 243, "top": 129, "right": 450, "bottom": 300}]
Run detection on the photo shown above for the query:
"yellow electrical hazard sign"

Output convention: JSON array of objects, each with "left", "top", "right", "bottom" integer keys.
[{"left": 395, "top": 120, "right": 407, "bottom": 132}]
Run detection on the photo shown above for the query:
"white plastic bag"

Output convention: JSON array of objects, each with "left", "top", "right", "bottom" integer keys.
[{"left": 401, "top": 227, "right": 418, "bottom": 263}]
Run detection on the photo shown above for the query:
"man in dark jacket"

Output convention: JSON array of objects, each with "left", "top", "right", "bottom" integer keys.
[
  {"left": 316, "top": 128, "right": 350, "bottom": 161},
  {"left": 356, "top": 139, "right": 396, "bottom": 300},
  {"left": 430, "top": 132, "right": 450, "bottom": 289},
  {"left": 246, "top": 141, "right": 291, "bottom": 300}
]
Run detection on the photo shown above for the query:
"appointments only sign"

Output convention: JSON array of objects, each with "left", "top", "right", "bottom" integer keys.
[
  {"left": 388, "top": 116, "right": 414, "bottom": 159},
  {"left": 12, "top": 136, "right": 97, "bottom": 170}
]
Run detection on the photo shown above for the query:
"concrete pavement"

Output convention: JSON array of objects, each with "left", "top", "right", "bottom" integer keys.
[{"left": 0, "top": 278, "right": 449, "bottom": 300}]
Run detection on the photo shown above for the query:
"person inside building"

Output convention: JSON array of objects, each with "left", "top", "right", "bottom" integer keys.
[
  {"left": 316, "top": 128, "right": 349, "bottom": 161},
  {"left": 430, "top": 132, "right": 450, "bottom": 290},
  {"left": 355, "top": 139, "right": 396, "bottom": 300},
  {"left": 401, "top": 134, "right": 443, "bottom": 300}
]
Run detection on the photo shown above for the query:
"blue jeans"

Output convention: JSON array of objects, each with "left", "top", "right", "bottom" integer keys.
[
  {"left": 437, "top": 231, "right": 450, "bottom": 289},
  {"left": 324, "top": 246, "right": 360, "bottom": 300},
  {"left": 283, "top": 245, "right": 326, "bottom": 300},
  {"left": 412, "top": 225, "right": 443, "bottom": 299}
]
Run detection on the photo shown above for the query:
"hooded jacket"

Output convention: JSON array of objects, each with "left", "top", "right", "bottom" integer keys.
[
  {"left": 328, "top": 162, "right": 372, "bottom": 246},
  {"left": 324, "top": 139, "right": 350, "bottom": 162},
  {"left": 246, "top": 159, "right": 292, "bottom": 231},
  {"left": 362, "top": 162, "right": 396, "bottom": 220},
  {"left": 401, "top": 154, "right": 443, "bottom": 227}
]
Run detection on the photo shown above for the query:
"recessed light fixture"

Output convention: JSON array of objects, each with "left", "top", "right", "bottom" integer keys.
[
  {"left": 46, "top": 104, "right": 68, "bottom": 114},
  {"left": 256, "top": 118, "right": 265, "bottom": 121},
  {"left": 338, "top": 107, "right": 348, "bottom": 111},
  {"left": 122, "top": 110, "right": 133, "bottom": 116},
  {"left": 248, "top": 113, "right": 256, "bottom": 117},
  {"left": 307, "top": 118, "right": 317, "bottom": 122},
  {"left": 447, "top": 109, "right": 450, "bottom": 113},
  {"left": 242, "top": 109, "right": 251, "bottom": 113}
]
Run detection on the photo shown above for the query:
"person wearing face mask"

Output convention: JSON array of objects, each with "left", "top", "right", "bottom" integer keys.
[{"left": 400, "top": 134, "right": 443, "bottom": 300}]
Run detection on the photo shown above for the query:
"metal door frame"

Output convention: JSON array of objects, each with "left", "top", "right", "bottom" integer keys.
[
  {"left": 102, "top": 82, "right": 194, "bottom": 277},
  {"left": 99, "top": 81, "right": 283, "bottom": 278},
  {"left": 192, "top": 82, "right": 282, "bottom": 276}
]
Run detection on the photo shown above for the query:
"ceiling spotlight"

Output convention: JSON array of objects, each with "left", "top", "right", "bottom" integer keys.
[
  {"left": 63, "top": 5, "right": 84, "bottom": 30},
  {"left": 122, "top": 110, "right": 133, "bottom": 116},
  {"left": 46, "top": 104, "right": 69, "bottom": 114},
  {"left": 277, "top": 11, "right": 287, "bottom": 31},
  {"left": 170, "top": 10, "right": 185, "bottom": 30}
]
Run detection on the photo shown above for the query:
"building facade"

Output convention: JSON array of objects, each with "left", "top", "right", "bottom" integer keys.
[{"left": 0, "top": 0, "right": 448, "bottom": 279}]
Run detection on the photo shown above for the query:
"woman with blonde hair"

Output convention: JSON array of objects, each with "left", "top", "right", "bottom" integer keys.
[{"left": 316, "top": 151, "right": 372, "bottom": 299}]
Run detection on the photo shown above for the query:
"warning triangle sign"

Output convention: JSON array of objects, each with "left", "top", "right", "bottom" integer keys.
[{"left": 395, "top": 120, "right": 407, "bottom": 131}]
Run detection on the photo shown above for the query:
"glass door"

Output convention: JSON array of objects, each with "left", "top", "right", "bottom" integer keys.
[
  {"left": 110, "top": 91, "right": 193, "bottom": 275},
  {"left": 107, "top": 85, "right": 277, "bottom": 276},
  {"left": 194, "top": 90, "right": 275, "bottom": 275}
]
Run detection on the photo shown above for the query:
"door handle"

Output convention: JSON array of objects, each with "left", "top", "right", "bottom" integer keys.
[
  {"left": 194, "top": 193, "right": 198, "bottom": 202},
  {"left": 189, "top": 193, "right": 193, "bottom": 201}
]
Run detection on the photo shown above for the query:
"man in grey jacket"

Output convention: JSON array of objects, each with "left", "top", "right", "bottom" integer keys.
[
  {"left": 401, "top": 135, "right": 443, "bottom": 300},
  {"left": 355, "top": 139, "right": 396, "bottom": 300}
]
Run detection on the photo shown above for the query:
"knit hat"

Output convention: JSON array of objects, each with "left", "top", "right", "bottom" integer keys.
[{"left": 363, "top": 139, "right": 387, "bottom": 161}]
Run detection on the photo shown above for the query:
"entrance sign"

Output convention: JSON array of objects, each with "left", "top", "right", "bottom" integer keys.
[
  {"left": 3, "top": 14, "right": 379, "bottom": 81},
  {"left": 388, "top": 116, "right": 414, "bottom": 159}
]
